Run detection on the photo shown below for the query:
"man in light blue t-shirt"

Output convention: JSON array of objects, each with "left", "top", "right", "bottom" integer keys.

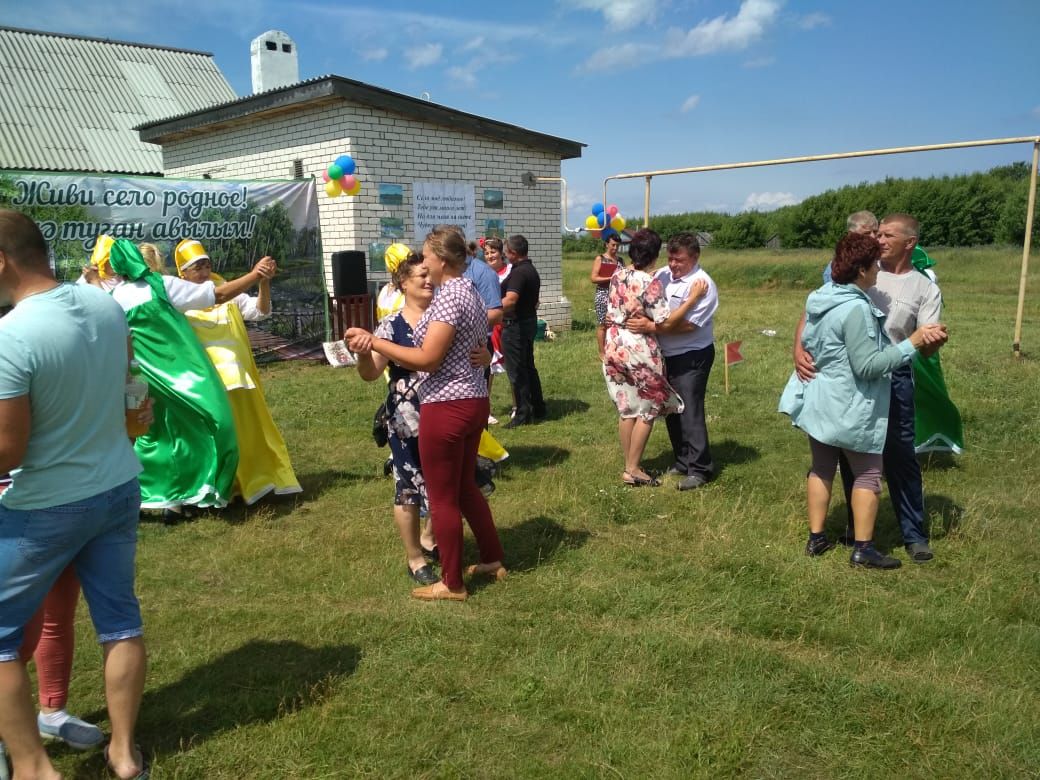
[{"left": 0, "top": 211, "right": 149, "bottom": 779}]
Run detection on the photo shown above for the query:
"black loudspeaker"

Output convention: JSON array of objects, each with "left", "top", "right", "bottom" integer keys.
[{"left": 331, "top": 251, "right": 368, "bottom": 297}]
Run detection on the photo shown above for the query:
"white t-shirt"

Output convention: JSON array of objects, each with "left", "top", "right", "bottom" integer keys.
[
  {"left": 111, "top": 276, "right": 216, "bottom": 313},
  {"left": 867, "top": 270, "right": 942, "bottom": 342},
  {"left": 654, "top": 264, "right": 718, "bottom": 356}
]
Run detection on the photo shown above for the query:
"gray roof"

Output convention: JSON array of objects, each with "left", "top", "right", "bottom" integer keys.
[
  {"left": 0, "top": 26, "right": 237, "bottom": 174},
  {"left": 137, "top": 75, "right": 585, "bottom": 160}
]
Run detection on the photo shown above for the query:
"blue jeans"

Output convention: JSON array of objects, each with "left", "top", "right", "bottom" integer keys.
[{"left": 0, "top": 478, "right": 143, "bottom": 661}]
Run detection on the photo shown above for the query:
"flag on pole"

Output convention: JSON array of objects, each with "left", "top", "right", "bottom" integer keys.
[{"left": 725, "top": 341, "right": 744, "bottom": 366}]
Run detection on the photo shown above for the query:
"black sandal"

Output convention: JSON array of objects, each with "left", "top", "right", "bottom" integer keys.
[
  {"left": 622, "top": 471, "right": 661, "bottom": 487},
  {"left": 408, "top": 564, "right": 440, "bottom": 586},
  {"left": 421, "top": 545, "right": 440, "bottom": 563}
]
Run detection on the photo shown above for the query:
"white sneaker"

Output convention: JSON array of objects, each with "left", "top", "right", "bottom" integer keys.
[{"left": 487, "top": 415, "right": 499, "bottom": 425}]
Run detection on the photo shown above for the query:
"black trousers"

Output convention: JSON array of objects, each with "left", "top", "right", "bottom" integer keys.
[
  {"left": 501, "top": 317, "right": 545, "bottom": 423},
  {"left": 664, "top": 344, "right": 716, "bottom": 479}
]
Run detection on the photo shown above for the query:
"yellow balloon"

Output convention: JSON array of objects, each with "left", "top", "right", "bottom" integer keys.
[
  {"left": 611, "top": 216, "right": 626, "bottom": 231},
  {"left": 585, "top": 215, "right": 599, "bottom": 229},
  {"left": 346, "top": 179, "right": 362, "bottom": 196},
  {"left": 324, "top": 179, "right": 342, "bottom": 197}
]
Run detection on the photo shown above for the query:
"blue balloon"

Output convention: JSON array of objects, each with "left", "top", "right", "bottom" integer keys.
[
  {"left": 591, "top": 202, "right": 604, "bottom": 215},
  {"left": 335, "top": 155, "right": 356, "bottom": 175},
  {"left": 598, "top": 212, "right": 609, "bottom": 228}
]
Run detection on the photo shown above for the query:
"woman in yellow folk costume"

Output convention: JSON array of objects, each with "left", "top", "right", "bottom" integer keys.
[{"left": 175, "top": 239, "right": 302, "bottom": 505}]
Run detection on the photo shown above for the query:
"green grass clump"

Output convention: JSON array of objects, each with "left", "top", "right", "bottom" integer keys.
[{"left": 45, "top": 246, "right": 1040, "bottom": 778}]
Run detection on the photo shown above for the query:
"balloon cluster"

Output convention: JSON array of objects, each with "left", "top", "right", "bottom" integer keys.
[
  {"left": 584, "top": 202, "right": 626, "bottom": 240},
  {"left": 321, "top": 154, "right": 362, "bottom": 198}
]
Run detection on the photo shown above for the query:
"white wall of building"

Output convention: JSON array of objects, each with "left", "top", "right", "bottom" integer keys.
[{"left": 160, "top": 101, "right": 571, "bottom": 328}]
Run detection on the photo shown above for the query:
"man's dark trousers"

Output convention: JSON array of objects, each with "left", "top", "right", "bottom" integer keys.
[
  {"left": 664, "top": 344, "right": 715, "bottom": 479},
  {"left": 501, "top": 316, "right": 545, "bottom": 424},
  {"left": 838, "top": 364, "right": 927, "bottom": 544}
]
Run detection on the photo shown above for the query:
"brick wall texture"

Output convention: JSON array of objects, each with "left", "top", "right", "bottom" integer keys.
[{"left": 160, "top": 100, "right": 572, "bottom": 328}]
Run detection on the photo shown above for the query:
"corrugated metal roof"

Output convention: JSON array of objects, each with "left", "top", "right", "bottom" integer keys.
[{"left": 0, "top": 26, "right": 237, "bottom": 174}]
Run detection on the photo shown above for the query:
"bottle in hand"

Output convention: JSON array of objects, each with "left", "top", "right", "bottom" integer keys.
[{"left": 125, "top": 359, "right": 150, "bottom": 438}]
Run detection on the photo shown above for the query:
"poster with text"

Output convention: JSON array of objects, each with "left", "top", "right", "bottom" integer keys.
[{"left": 413, "top": 181, "right": 475, "bottom": 242}]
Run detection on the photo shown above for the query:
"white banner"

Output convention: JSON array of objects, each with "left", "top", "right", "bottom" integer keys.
[{"left": 413, "top": 181, "right": 475, "bottom": 243}]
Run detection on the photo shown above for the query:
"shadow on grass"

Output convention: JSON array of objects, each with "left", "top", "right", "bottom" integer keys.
[
  {"left": 82, "top": 640, "right": 361, "bottom": 764},
  {"left": 644, "top": 437, "right": 760, "bottom": 476},
  {"left": 464, "top": 515, "right": 589, "bottom": 589},
  {"left": 920, "top": 452, "right": 961, "bottom": 472},
  {"left": 827, "top": 493, "right": 964, "bottom": 552},
  {"left": 501, "top": 445, "right": 571, "bottom": 472},
  {"left": 138, "top": 468, "right": 372, "bottom": 527},
  {"left": 543, "top": 397, "right": 591, "bottom": 421}
]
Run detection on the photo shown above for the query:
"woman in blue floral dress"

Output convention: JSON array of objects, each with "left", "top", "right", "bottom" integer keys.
[
  {"left": 603, "top": 230, "right": 703, "bottom": 486},
  {"left": 354, "top": 251, "right": 440, "bottom": 586}
]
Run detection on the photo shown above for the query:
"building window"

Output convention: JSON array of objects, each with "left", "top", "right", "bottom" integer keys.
[
  {"left": 282, "top": 44, "right": 292, "bottom": 53},
  {"left": 292, "top": 159, "right": 304, "bottom": 179},
  {"left": 266, "top": 41, "right": 277, "bottom": 51}
]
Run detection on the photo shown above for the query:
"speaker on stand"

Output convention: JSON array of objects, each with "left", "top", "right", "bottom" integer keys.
[{"left": 329, "top": 250, "right": 372, "bottom": 334}]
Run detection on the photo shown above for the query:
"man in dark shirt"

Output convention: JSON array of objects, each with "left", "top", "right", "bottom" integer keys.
[{"left": 500, "top": 235, "right": 546, "bottom": 428}]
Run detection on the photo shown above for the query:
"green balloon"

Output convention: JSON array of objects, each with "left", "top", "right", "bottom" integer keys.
[{"left": 327, "top": 164, "right": 343, "bottom": 180}]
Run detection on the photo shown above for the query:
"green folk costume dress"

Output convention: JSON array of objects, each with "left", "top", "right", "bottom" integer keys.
[{"left": 107, "top": 240, "right": 239, "bottom": 509}]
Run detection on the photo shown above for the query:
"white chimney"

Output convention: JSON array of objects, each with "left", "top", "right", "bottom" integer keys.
[{"left": 250, "top": 30, "right": 299, "bottom": 93}]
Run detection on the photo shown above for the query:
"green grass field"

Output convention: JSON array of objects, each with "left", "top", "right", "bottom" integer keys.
[{"left": 45, "top": 246, "right": 1040, "bottom": 778}]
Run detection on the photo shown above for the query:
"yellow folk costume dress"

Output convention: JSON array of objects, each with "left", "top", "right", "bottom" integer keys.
[{"left": 175, "top": 241, "right": 302, "bottom": 505}]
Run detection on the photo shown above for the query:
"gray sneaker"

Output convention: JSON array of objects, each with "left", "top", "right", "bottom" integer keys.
[
  {"left": 677, "top": 474, "right": 707, "bottom": 491},
  {"left": 1, "top": 741, "right": 9, "bottom": 780},
  {"left": 38, "top": 713, "right": 104, "bottom": 750},
  {"left": 906, "top": 542, "right": 934, "bottom": 563}
]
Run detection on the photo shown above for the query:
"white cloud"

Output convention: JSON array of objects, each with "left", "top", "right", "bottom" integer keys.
[
  {"left": 462, "top": 35, "right": 486, "bottom": 52},
  {"left": 797, "top": 12, "right": 831, "bottom": 30},
  {"left": 563, "top": 0, "right": 660, "bottom": 30},
  {"left": 406, "top": 43, "right": 443, "bottom": 69},
  {"left": 580, "top": 0, "right": 780, "bottom": 71},
  {"left": 743, "top": 191, "right": 799, "bottom": 211},
  {"left": 680, "top": 94, "right": 701, "bottom": 113},
  {"left": 1032, "top": 106, "right": 1040, "bottom": 119},
  {"left": 742, "top": 56, "right": 775, "bottom": 68},
  {"left": 581, "top": 41, "right": 652, "bottom": 72},
  {"left": 448, "top": 63, "right": 478, "bottom": 88},
  {"left": 361, "top": 47, "right": 389, "bottom": 62},
  {"left": 663, "top": 0, "right": 781, "bottom": 57}
]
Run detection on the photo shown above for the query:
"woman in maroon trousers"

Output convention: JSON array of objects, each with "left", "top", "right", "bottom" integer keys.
[{"left": 347, "top": 227, "right": 505, "bottom": 601}]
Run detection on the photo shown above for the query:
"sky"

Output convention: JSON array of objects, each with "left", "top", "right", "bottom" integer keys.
[{"left": 4, "top": 0, "right": 1040, "bottom": 228}]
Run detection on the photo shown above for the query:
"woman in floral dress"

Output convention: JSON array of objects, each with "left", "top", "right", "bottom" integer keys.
[
  {"left": 603, "top": 229, "right": 703, "bottom": 486},
  {"left": 354, "top": 250, "right": 440, "bottom": 587}
]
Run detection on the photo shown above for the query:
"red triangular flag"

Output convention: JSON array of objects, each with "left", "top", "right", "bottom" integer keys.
[{"left": 725, "top": 341, "right": 744, "bottom": 366}]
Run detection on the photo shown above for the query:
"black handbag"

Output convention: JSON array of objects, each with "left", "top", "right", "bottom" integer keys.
[{"left": 372, "top": 402, "right": 390, "bottom": 447}]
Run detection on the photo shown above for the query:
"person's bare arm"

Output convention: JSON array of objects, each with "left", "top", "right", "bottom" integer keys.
[
  {"left": 0, "top": 395, "right": 30, "bottom": 474},
  {"left": 502, "top": 290, "right": 519, "bottom": 318},
  {"left": 214, "top": 257, "right": 276, "bottom": 304},
  {"left": 348, "top": 321, "right": 456, "bottom": 373},
  {"left": 486, "top": 307, "right": 503, "bottom": 328},
  {"left": 793, "top": 311, "right": 815, "bottom": 381},
  {"left": 628, "top": 279, "right": 707, "bottom": 335}
]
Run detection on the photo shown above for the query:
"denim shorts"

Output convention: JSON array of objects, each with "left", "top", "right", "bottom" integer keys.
[{"left": 0, "top": 477, "right": 143, "bottom": 661}]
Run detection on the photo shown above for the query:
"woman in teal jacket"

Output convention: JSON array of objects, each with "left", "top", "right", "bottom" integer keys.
[{"left": 779, "top": 233, "right": 946, "bottom": 569}]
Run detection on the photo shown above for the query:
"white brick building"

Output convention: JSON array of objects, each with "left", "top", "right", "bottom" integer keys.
[{"left": 138, "top": 76, "right": 584, "bottom": 328}]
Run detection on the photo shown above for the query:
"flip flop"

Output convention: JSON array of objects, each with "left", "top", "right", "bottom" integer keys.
[
  {"left": 104, "top": 743, "right": 150, "bottom": 780},
  {"left": 622, "top": 471, "right": 660, "bottom": 487}
]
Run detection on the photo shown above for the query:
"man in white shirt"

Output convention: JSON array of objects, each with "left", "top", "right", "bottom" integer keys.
[{"left": 629, "top": 232, "right": 719, "bottom": 490}]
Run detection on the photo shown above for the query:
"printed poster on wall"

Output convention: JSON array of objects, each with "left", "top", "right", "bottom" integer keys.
[
  {"left": 413, "top": 181, "right": 475, "bottom": 242},
  {"left": 0, "top": 170, "right": 323, "bottom": 354}
]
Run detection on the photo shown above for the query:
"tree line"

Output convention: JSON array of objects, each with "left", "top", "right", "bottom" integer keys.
[{"left": 563, "top": 163, "right": 1039, "bottom": 252}]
